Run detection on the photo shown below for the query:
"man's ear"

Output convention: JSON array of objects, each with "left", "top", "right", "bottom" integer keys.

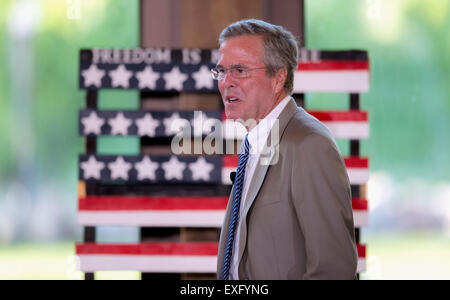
[{"left": 274, "top": 67, "right": 287, "bottom": 94}]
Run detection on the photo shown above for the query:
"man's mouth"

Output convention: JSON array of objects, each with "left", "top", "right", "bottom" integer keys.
[{"left": 226, "top": 96, "right": 240, "bottom": 103}]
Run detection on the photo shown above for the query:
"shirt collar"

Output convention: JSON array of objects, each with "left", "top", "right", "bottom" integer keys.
[{"left": 247, "top": 95, "right": 291, "bottom": 155}]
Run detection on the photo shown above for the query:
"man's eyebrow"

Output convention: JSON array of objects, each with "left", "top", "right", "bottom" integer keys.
[
  {"left": 215, "top": 63, "right": 247, "bottom": 69},
  {"left": 230, "top": 64, "right": 246, "bottom": 69}
]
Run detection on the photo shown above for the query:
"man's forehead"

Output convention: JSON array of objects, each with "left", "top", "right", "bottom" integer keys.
[
  {"left": 218, "top": 35, "right": 264, "bottom": 65},
  {"left": 219, "top": 34, "right": 263, "bottom": 51}
]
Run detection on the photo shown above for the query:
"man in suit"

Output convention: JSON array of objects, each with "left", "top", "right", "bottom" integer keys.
[{"left": 212, "top": 19, "right": 358, "bottom": 280}]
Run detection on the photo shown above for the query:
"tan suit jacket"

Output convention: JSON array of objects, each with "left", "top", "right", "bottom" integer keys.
[{"left": 217, "top": 98, "right": 358, "bottom": 280}]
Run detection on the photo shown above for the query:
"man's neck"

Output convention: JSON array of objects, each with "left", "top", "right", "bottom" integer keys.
[{"left": 245, "top": 92, "right": 288, "bottom": 131}]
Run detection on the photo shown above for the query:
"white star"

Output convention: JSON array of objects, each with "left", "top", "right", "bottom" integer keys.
[
  {"left": 161, "top": 156, "right": 186, "bottom": 180},
  {"left": 134, "top": 156, "right": 159, "bottom": 181},
  {"left": 135, "top": 66, "right": 160, "bottom": 89},
  {"left": 136, "top": 113, "right": 161, "bottom": 137},
  {"left": 162, "top": 66, "right": 188, "bottom": 91},
  {"left": 192, "top": 65, "right": 214, "bottom": 89},
  {"left": 81, "top": 156, "right": 105, "bottom": 180},
  {"left": 189, "top": 157, "right": 214, "bottom": 181},
  {"left": 82, "top": 65, "right": 105, "bottom": 88},
  {"left": 163, "top": 112, "right": 189, "bottom": 136},
  {"left": 81, "top": 111, "right": 105, "bottom": 135},
  {"left": 108, "top": 112, "right": 132, "bottom": 135},
  {"left": 109, "top": 64, "right": 133, "bottom": 88},
  {"left": 108, "top": 156, "right": 132, "bottom": 180}
]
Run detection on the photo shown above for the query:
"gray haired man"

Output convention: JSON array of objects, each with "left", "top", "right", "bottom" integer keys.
[{"left": 214, "top": 19, "right": 358, "bottom": 280}]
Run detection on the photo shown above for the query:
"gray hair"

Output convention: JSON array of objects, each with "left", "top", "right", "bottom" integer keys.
[{"left": 219, "top": 19, "right": 299, "bottom": 95}]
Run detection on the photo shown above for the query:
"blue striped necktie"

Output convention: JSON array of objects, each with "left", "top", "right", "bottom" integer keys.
[{"left": 221, "top": 135, "right": 250, "bottom": 280}]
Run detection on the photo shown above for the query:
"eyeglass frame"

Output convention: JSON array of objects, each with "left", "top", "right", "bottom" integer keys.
[{"left": 210, "top": 65, "right": 267, "bottom": 80}]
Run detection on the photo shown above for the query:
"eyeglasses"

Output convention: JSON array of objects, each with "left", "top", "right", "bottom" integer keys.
[{"left": 210, "top": 66, "right": 266, "bottom": 80}]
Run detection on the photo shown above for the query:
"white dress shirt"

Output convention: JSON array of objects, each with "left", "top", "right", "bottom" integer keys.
[{"left": 229, "top": 95, "right": 291, "bottom": 279}]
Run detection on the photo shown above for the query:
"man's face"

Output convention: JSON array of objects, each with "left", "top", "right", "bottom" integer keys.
[{"left": 217, "top": 35, "right": 284, "bottom": 128}]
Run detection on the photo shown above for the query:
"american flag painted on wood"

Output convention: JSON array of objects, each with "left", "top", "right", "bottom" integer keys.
[
  {"left": 79, "top": 109, "right": 369, "bottom": 140},
  {"left": 308, "top": 111, "right": 369, "bottom": 139},
  {"left": 75, "top": 242, "right": 367, "bottom": 273},
  {"left": 76, "top": 46, "right": 371, "bottom": 279},
  {"left": 294, "top": 49, "right": 370, "bottom": 93},
  {"left": 78, "top": 154, "right": 369, "bottom": 185},
  {"left": 79, "top": 48, "right": 218, "bottom": 91},
  {"left": 77, "top": 195, "right": 368, "bottom": 228},
  {"left": 79, "top": 48, "right": 369, "bottom": 93}
]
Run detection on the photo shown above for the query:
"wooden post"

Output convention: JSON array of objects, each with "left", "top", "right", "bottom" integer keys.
[
  {"left": 350, "top": 92, "right": 361, "bottom": 279},
  {"left": 83, "top": 90, "right": 98, "bottom": 280},
  {"left": 265, "top": 0, "right": 305, "bottom": 107}
]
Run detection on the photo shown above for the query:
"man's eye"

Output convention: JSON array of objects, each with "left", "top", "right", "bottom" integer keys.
[
  {"left": 235, "top": 68, "right": 245, "bottom": 73},
  {"left": 217, "top": 68, "right": 226, "bottom": 74}
]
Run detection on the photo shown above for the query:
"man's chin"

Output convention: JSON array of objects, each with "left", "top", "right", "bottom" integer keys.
[{"left": 224, "top": 109, "right": 240, "bottom": 121}]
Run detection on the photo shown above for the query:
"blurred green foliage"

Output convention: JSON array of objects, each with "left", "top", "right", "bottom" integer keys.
[
  {"left": 306, "top": 0, "right": 450, "bottom": 181},
  {"left": 0, "top": 0, "right": 139, "bottom": 186}
]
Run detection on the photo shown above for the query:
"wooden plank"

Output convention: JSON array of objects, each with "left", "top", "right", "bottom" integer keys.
[
  {"left": 76, "top": 242, "right": 366, "bottom": 273},
  {"left": 78, "top": 154, "right": 369, "bottom": 185},
  {"left": 78, "top": 109, "right": 369, "bottom": 140},
  {"left": 140, "top": 0, "right": 181, "bottom": 48},
  {"left": 180, "top": 0, "right": 263, "bottom": 49},
  {"left": 263, "top": 0, "right": 303, "bottom": 42},
  {"left": 79, "top": 48, "right": 370, "bottom": 92},
  {"left": 77, "top": 195, "right": 368, "bottom": 227},
  {"left": 78, "top": 181, "right": 86, "bottom": 198}
]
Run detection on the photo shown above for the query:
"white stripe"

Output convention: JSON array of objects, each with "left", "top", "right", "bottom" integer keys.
[
  {"left": 322, "top": 122, "right": 369, "bottom": 139},
  {"left": 79, "top": 209, "right": 366, "bottom": 227},
  {"left": 347, "top": 168, "right": 369, "bottom": 185},
  {"left": 294, "top": 71, "right": 370, "bottom": 93},
  {"left": 357, "top": 258, "right": 366, "bottom": 273},
  {"left": 80, "top": 209, "right": 365, "bottom": 227},
  {"left": 353, "top": 210, "right": 369, "bottom": 227},
  {"left": 77, "top": 255, "right": 217, "bottom": 273},
  {"left": 78, "top": 255, "right": 367, "bottom": 274},
  {"left": 224, "top": 121, "right": 370, "bottom": 140},
  {"left": 78, "top": 211, "right": 225, "bottom": 227}
]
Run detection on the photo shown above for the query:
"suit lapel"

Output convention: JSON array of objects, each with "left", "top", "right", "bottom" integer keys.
[{"left": 237, "top": 98, "right": 300, "bottom": 274}]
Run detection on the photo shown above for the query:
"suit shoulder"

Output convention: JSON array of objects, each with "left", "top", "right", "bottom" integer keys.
[{"left": 282, "top": 108, "right": 336, "bottom": 149}]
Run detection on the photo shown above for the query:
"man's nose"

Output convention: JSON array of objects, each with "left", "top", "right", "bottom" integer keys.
[{"left": 221, "top": 71, "right": 236, "bottom": 88}]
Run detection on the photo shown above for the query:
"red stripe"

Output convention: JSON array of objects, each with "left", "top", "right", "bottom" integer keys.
[
  {"left": 79, "top": 195, "right": 365, "bottom": 211},
  {"left": 357, "top": 244, "right": 366, "bottom": 258},
  {"left": 79, "top": 196, "right": 228, "bottom": 211},
  {"left": 308, "top": 110, "right": 368, "bottom": 122},
  {"left": 77, "top": 242, "right": 364, "bottom": 257},
  {"left": 225, "top": 155, "right": 368, "bottom": 169},
  {"left": 224, "top": 110, "right": 368, "bottom": 122},
  {"left": 298, "top": 60, "right": 369, "bottom": 71},
  {"left": 223, "top": 155, "right": 238, "bottom": 167},
  {"left": 76, "top": 242, "right": 218, "bottom": 256},
  {"left": 352, "top": 198, "right": 368, "bottom": 210},
  {"left": 345, "top": 157, "right": 369, "bottom": 168}
]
